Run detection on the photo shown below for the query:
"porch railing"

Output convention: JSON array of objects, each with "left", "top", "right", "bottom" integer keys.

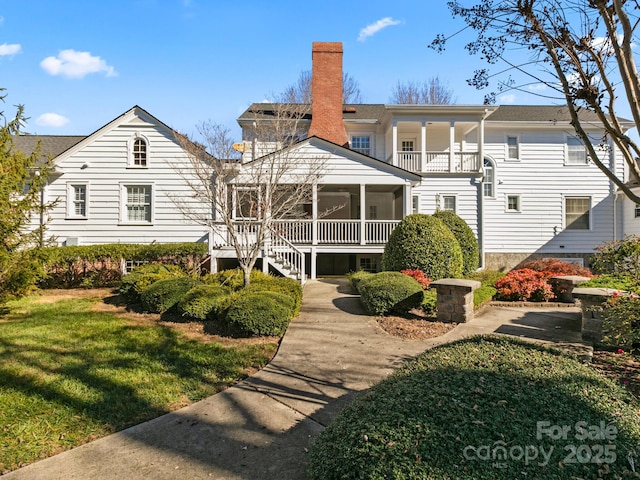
[
  {"left": 395, "top": 151, "right": 480, "bottom": 173},
  {"left": 222, "top": 219, "right": 400, "bottom": 247}
]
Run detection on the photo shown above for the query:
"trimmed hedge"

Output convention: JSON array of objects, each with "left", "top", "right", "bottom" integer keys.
[
  {"left": 39, "top": 242, "right": 208, "bottom": 288},
  {"left": 119, "top": 263, "right": 186, "bottom": 303},
  {"left": 433, "top": 210, "right": 479, "bottom": 275},
  {"left": 140, "top": 277, "right": 203, "bottom": 314},
  {"left": 307, "top": 336, "right": 640, "bottom": 480},
  {"left": 358, "top": 271, "right": 424, "bottom": 316},
  {"left": 382, "top": 214, "right": 463, "bottom": 280},
  {"left": 348, "top": 270, "right": 374, "bottom": 293},
  {"left": 177, "top": 284, "right": 233, "bottom": 321},
  {"left": 225, "top": 291, "right": 295, "bottom": 336},
  {"left": 245, "top": 277, "right": 303, "bottom": 316},
  {"left": 205, "top": 269, "right": 274, "bottom": 290}
]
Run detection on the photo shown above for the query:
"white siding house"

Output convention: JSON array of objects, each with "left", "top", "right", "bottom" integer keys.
[
  {"left": 18, "top": 106, "right": 210, "bottom": 248},
  {"left": 17, "top": 42, "right": 639, "bottom": 280}
]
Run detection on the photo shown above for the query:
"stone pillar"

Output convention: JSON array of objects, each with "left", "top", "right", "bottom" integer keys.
[
  {"left": 431, "top": 278, "right": 481, "bottom": 323},
  {"left": 572, "top": 287, "right": 619, "bottom": 345},
  {"left": 549, "top": 275, "right": 592, "bottom": 303}
]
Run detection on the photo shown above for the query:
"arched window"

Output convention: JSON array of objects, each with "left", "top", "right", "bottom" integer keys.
[
  {"left": 133, "top": 138, "right": 147, "bottom": 166},
  {"left": 483, "top": 158, "right": 495, "bottom": 198}
]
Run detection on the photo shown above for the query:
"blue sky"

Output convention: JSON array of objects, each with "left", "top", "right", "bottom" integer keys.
[{"left": 1, "top": 1, "right": 559, "bottom": 139}]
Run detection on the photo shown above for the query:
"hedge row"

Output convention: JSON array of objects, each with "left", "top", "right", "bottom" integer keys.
[
  {"left": 39, "top": 243, "right": 208, "bottom": 288},
  {"left": 119, "top": 266, "right": 302, "bottom": 337}
]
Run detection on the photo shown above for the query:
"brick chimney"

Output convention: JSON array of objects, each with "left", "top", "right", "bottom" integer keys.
[{"left": 307, "top": 42, "right": 349, "bottom": 146}]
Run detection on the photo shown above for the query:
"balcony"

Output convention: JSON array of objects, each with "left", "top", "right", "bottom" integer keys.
[{"left": 395, "top": 151, "right": 481, "bottom": 173}]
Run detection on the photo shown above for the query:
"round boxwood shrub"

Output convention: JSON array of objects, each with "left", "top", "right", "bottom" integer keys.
[
  {"left": 382, "top": 214, "right": 463, "bottom": 280},
  {"left": 224, "top": 291, "right": 295, "bottom": 336},
  {"left": 204, "top": 269, "right": 274, "bottom": 290},
  {"left": 347, "top": 270, "right": 374, "bottom": 293},
  {"left": 140, "top": 276, "right": 203, "bottom": 314},
  {"left": 177, "top": 284, "right": 233, "bottom": 321},
  {"left": 433, "top": 210, "right": 479, "bottom": 275},
  {"left": 119, "top": 263, "right": 185, "bottom": 302},
  {"left": 358, "top": 271, "right": 424, "bottom": 316},
  {"left": 246, "top": 276, "right": 303, "bottom": 315}
]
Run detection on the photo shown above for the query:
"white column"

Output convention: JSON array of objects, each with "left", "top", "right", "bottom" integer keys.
[
  {"left": 392, "top": 120, "right": 398, "bottom": 166},
  {"left": 478, "top": 117, "right": 485, "bottom": 268},
  {"left": 360, "top": 184, "right": 366, "bottom": 245},
  {"left": 312, "top": 183, "right": 318, "bottom": 246},
  {"left": 310, "top": 246, "right": 317, "bottom": 280},
  {"left": 403, "top": 184, "right": 411, "bottom": 216},
  {"left": 449, "top": 121, "right": 455, "bottom": 172},
  {"left": 421, "top": 121, "right": 427, "bottom": 172}
]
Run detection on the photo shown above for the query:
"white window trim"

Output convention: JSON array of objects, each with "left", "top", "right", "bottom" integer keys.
[
  {"left": 565, "top": 135, "right": 589, "bottom": 166},
  {"left": 635, "top": 203, "right": 640, "bottom": 218},
  {"left": 412, "top": 195, "right": 420, "bottom": 214},
  {"left": 127, "top": 133, "right": 150, "bottom": 168},
  {"left": 350, "top": 134, "right": 374, "bottom": 157},
  {"left": 505, "top": 194, "right": 521, "bottom": 213},
  {"left": 505, "top": 135, "right": 520, "bottom": 161},
  {"left": 120, "top": 182, "right": 154, "bottom": 225},
  {"left": 438, "top": 193, "right": 458, "bottom": 214},
  {"left": 66, "top": 182, "right": 89, "bottom": 219},
  {"left": 563, "top": 195, "right": 592, "bottom": 231}
]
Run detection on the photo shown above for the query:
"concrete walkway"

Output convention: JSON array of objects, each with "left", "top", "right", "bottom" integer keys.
[{"left": 3, "top": 279, "right": 588, "bottom": 480}]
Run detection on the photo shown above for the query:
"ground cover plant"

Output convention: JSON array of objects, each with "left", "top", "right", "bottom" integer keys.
[
  {"left": 0, "top": 291, "right": 277, "bottom": 474},
  {"left": 308, "top": 336, "right": 640, "bottom": 480}
]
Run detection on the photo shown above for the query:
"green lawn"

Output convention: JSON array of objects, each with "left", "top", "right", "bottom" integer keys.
[{"left": 0, "top": 292, "right": 277, "bottom": 473}]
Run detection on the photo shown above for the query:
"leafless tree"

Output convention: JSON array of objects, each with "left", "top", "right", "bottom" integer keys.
[
  {"left": 281, "top": 70, "right": 363, "bottom": 104},
  {"left": 431, "top": 0, "right": 640, "bottom": 202},
  {"left": 389, "top": 77, "right": 456, "bottom": 104},
  {"left": 171, "top": 102, "right": 327, "bottom": 286}
]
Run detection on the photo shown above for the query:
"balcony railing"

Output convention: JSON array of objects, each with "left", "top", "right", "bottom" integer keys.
[{"left": 396, "top": 151, "right": 480, "bottom": 173}]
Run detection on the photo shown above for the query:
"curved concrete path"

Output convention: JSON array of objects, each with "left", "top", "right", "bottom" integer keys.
[{"left": 3, "top": 279, "right": 586, "bottom": 480}]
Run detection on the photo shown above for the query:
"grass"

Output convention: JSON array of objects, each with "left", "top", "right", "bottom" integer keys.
[
  {"left": 0, "top": 292, "right": 277, "bottom": 473},
  {"left": 308, "top": 336, "right": 640, "bottom": 480}
]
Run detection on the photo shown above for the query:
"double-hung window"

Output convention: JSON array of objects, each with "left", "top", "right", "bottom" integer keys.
[
  {"left": 440, "top": 195, "right": 457, "bottom": 213},
  {"left": 124, "top": 185, "right": 152, "bottom": 223},
  {"left": 506, "top": 194, "right": 521, "bottom": 212},
  {"left": 506, "top": 136, "right": 519, "bottom": 160},
  {"left": 351, "top": 136, "right": 371, "bottom": 156},
  {"left": 67, "top": 184, "right": 88, "bottom": 218},
  {"left": 128, "top": 135, "right": 149, "bottom": 167},
  {"left": 565, "top": 196, "right": 590, "bottom": 230},
  {"left": 483, "top": 158, "right": 495, "bottom": 197},
  {"left": 566, "top": 137, "right": 588, "bottom": 165}
]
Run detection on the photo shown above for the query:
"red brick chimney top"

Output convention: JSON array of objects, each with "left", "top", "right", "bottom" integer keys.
[{"left": 307, "top": 42, "right": 349, "bottom": 147}]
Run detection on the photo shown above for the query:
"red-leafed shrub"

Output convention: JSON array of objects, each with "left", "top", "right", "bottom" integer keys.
[
  {"left": 401, "top": 269, "right": 431, "bottom": 290},
  {"left": 494, "top": 268, "right": 555, "bottom": 302},
  {"left": 515, "top": 258, "right": 594, "bottom": 278}
]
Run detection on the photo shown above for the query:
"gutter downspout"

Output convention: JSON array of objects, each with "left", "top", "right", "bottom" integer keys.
[{"left": 478, "top": 109, "right": 489, "bottom": 269}]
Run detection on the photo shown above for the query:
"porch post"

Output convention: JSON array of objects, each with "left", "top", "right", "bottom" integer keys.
[
  {"left": 421, "top": 121, "right": 427, "bottom": 172},
  {"left": 312, "top": 183, "right": 318, "bottom": 246},
  {"left": 478, "top": 117, "right": 485, "bottom": 268},
  {"left": 310, "top": 246, "right": 317, "bottom": 279},
  {"left": 360, "top": 184, "right": 366, "bottom": 245},
  {"left": 392, "top": 120, "right": 398, "bottom": 166},
  {"left": 403, "top": 184, "right": 411, "bottom": 216},
  {"left": 449, "top": 121, "right": 455, "bottom": 172}
]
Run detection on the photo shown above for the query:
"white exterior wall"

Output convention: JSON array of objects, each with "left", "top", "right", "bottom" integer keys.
[
  {"left": 482, "top": 127, "right": 616, "bottom": 256},
  {"left": 621, "top": 188, "right": 640, "bottom": 236},
  {"left": 44, "top": 110, "right": 209, "bottom": 246},
  {"left": 412, "top": 177, "right": 480, "bottom": 236}
]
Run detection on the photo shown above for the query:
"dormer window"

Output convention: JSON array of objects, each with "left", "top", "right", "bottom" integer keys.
[{"left": 128, "top": 134, "right": 149, "bottom": 168}]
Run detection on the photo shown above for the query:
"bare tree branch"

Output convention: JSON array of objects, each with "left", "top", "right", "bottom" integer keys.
[{"left": 389, "top": 77, "right": 457, "bottom": 104}]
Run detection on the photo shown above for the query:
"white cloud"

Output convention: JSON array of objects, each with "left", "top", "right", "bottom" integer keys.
[
  {"left": 0, "top": 43, "right": 21, "bottom": 57},
  {"left": 499, "top": 94, "right": 517, "bottom": 104},
  {"left": 358, "top": 17, "right": 402, "bottom": 42},
  {"left": 36, "top": 113, "right": 70, "bottom": 128},
  {"left": 40, "top": 49, "right": 117, "bottom": 79},
  {"left": 0, "top": 16, "right": 5, "bottom": 25},
  {"left": 528, "top": 83, "right": 547, "bottom": 92}
]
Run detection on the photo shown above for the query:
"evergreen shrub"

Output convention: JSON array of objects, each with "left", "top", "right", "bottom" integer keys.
[
  {"left": 381, "top": 214, "right": 463, "bottom": 280},
  {"left": 358, "top": 271, "right": 424, "bottom": 316},
  {"left": 140, "top": 276, "right": 203, "bottom": 314},
  {"left": 433, "top": 210, "right": 479, "bottom": 275},
  {"left": 225, "top": 292, "right": 295, "bottom": 336}
]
